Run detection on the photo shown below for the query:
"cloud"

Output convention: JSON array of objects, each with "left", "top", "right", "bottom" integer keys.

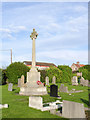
[
  {"left": 37, "top": 50, "right": 88, "bottom": 63},
  {"left": 1, "top": 25, "right": 27, "bottom": 39},
  {"left": 1, "top": 2, "right": 88, "bottom": 68}
]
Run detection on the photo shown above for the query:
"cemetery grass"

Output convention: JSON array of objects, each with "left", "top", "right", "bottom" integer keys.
[
  {"left": 46, "top": 83, "right": 89, "bottom": 108},
  {"left": 1, "top": 85, "right": 67, "bottom": 119}
]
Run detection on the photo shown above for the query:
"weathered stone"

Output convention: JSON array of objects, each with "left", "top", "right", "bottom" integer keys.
[
  {"left": 8, "top": 83, "right": 13, "bottom": 91},
  {"left": 80, "top": 77, "right": 84, "bottom": 85},
  {"left": 0, "top": 104, "right": 8, "bottom": 109},
  {"left": 72, "top": 76, "right": 78, "bottom": 86},
  {"left": 50, "top": 109, "right": 56, "bottom": 115},
  {"left": 29, "top": 96, "right": 43, "bottom": 110},
  {"left": 83, "top": 80, "right": 89, "bottom": 86},
  {"left": 52, "top": 76, "right": 56, "bottom": 84},
  {"left": 77, "top": 72, "right": 82, "bottom": 77},
  {"left": 59, "top": 84, "right": 69, "bottom": 93},
  {"left": 45, "top": 76, "right": 49, "bottom": 85},
  {"left": 19, "top": 29, "right": 47, "bottom": 95},
  {"left": 62, "top": 100, "right": 86, "bottom": 118},
  {"left": 80, "top": 77, "right": 89, "bottom": 86}
]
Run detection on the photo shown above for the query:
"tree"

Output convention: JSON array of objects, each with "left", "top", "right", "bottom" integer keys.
[
  {"left": 6, "top": 62, "right": 30, "bottom": 84},
  {"left": 0, "top": 69, "right": 7, "bottom": 85},
  {"left": 79, "top": 65, "right": 90, "bottom": 80},
  {"left": 45, "top": 66, "right": 62, "bottom": 83},
  {"left": 58, "top": 65, "right": 72, "bottom": 83}
]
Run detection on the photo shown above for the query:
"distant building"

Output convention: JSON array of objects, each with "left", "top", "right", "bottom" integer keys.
[
  {"left": 23, "top": 61, "right": 57, "bottom": 70},
  {"left": 71, "top": 61, "right": 85, "bottom": 72}
]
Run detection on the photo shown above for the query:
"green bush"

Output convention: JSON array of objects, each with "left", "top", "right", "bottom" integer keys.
[
  {"left": 45, "top": 66, "right": 62, "bottom": 83},
  {"left": 0, "top": 68, "right": 2, "bottom": 85},
  {"left": 6, "top": 62, "right": 30, "bottom": 84},
  {"left": 38, "top": 70, "right": 46, "bottom": 83},
  {"left": 79, "top": 65, "right": 89, "bottom": 80},
  {"left": 58, "top": 65, "right": 72, "bottom": 83},
  {"left": 0, "top": 69, "right": 7, "bottom": 85}
]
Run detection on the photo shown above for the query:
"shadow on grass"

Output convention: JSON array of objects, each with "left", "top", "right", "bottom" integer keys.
[
  {"left": 12, "top": 89, "right": 16, "bottom": 91},
  {"left": 80, "top": 98, "right": 89, "bottom": 106}
]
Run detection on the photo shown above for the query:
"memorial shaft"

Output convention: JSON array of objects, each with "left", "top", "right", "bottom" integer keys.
[
  {"left": 32, "top": 38, "right": 36, "bottom": 67},
  {"left": 30, "top": 29, "right": 38, "bottom": 68}
]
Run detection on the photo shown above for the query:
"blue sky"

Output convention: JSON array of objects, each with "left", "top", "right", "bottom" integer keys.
[{"left": 1, "top": 2, "right": 88, "bottom": 68}]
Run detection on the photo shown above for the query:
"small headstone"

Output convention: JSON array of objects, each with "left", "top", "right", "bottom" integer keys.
[
  {"left": 80, "top": 77, "right": 84, "bottom": 85},
  {"left": 83, "top": 80, "right": 89, "bottom": 86},
  {"left": 0, "top": 104, "right": 8, "bottom": 109},
  {"left": 59, "top": 84, "right": 69, "bottom": 93},
  {"left": 50, "top": 109, "right": 56, "bottom": 115},
  {"left": 29, "top": 96, "right": 43, "bottom": 110},
  {"left": 80, "top": 77, "right": 89, "bottom": 86},
  {"left": 52, "top": 76, "right": 56, "bottom": 84},
  {"left": 18, "top": 75, "right": 24, "bottom": 87},
  {"left": 45, "top": 76, "right": 49, "bottom": 85},
  {"left": 8, "top": 83, "right": 13, "bottom": 91},
  {"left": 77, "top": 72, "right": 82, "bottom": 77},
  {"left": 62, "top": 100, "right": 86, "bottom": 118},
  {"left": 50, "top": 84, "right": 58, "bottom": 97},
  {"left": 72, "top": 76, "right": 78, "bottom": 86}
]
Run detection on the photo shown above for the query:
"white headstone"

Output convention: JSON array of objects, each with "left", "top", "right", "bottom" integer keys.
[
  {"left": 8, "top": 83, "right": 13, "bottom": 91},
  {"left": 29, "top": 96, "right": 43, "bottom": 110},
  {"left": 72, "top": 76, "right": 78, "bottom": 86},
  {"left": 59, "top": 84, "right": 69, "bottom": 93},
  {"left": 52, "top": 76, "right": 56, "bottom": 84},
  {"left": 45, "top": 76, "right": 49, "bottom": 85},
  {"left": 62, "top": 100, "right": 86, "bottom": 118},
  {"left": 18, "top": 75, "right": 24, "bottom": 87}
]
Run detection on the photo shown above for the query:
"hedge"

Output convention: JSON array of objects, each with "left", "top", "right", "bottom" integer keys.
[
  {"left": 58, "top": 65, "right": 72, "bottom": 83},
  {"left": 79, "top": 65, "right": 90, "bottom": 80},
  {"left": 6, "top": 62, "right": 30, "bottom": 84},
  {"left": 45, "top": 66, "right": 62, "bottom": 83}
]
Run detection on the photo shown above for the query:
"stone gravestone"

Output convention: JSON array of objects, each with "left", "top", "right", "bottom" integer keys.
[
  {"left": 29, "top": 96, "right": 43, "bottom": 110},
  {"left": 83, "top": 80, "right": 89, "bottom": 86},
  {"left": 52, "top": 76, "right": 56, "bottom": 84},
  {"left": 62, "top": 100, "right": 86, "bottom": 118},
  {"left": 72, "top": 76, "right": 78, "bottom": 86},
  {"left": 80, "top": 77, "right": 84, "bottom": 85},
  {"left": 77, "top": 72, "right": 82, "bottom": 77},
  {"left": 45, "top": 76, "right": 49, "bottom": 85},
  {"left": 8, "top": 83, "right": 13, "bottom": 91},
  {"left": 18, "top": 75, "right": 24, "bottom": 87},
  {"left": 59, "top": 84, "right": 69, "bottom": 93},
  {"left": 50, "top": 84, "right": 58, "bottom": 97},
  {"left": 80, "top": 77, "right": 89, "bottom": 86}
]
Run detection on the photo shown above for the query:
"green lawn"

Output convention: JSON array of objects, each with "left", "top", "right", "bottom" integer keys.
[
  {"left": 46, "top": 83, "right": 89, "bottom": 107},
  {"left": 1, "top": 83, "right": 89, "bottom": 118},
  {"left": 1, "top": 85, "right": 66, "bottom": 119}
]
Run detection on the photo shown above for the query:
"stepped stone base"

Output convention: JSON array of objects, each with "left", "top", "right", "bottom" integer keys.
[{"left": 19, "top": 85, "right": 47, "bottom": 95}]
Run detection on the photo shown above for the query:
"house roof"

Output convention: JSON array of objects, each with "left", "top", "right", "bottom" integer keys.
[
  {"left": 72, "top": 63, "right": 85, "bottom": 68},
  {"left": 23, "top": 61, "right": 57, "bottom": 67}
]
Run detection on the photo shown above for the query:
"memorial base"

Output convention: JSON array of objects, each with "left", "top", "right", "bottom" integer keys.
[{"left": 19, "top": 86, "right": 47, "bottom": 95}]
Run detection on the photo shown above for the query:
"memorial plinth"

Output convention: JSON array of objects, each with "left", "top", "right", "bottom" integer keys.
[{"left": 19, "top": 29, "right": 47, "bottom": 95}]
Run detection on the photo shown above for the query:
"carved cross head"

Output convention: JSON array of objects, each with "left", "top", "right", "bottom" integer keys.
[{"left": 30, "top": 29, "right": 38, "bottom": 40}]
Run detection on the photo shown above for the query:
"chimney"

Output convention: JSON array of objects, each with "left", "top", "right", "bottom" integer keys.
[{"left": 77, "top": 61, "right": 80, "bottom": 64}]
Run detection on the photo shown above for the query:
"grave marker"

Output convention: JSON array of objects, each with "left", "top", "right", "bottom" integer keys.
[
  {"left": 50, "top": 84, "right": 58, "bottom": 97},
  {"left": 62, "top": 100, "right": 86, "bottom": 118},
  {"left": 45, "top": 76, "right": 49, "bottom": 85},
  {"left": 8, "top": 83, "right": 13, "bottom": 91},
  {"left": 52, "top": 76, "right": 56, "bottom": 84}
]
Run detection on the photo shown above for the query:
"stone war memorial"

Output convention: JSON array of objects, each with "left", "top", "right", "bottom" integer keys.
[{"left": 19, "top": 29, "right": 47, "bottom": 95}]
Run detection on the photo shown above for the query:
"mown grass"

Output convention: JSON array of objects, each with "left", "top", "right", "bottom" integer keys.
[
  {"left": 46, "top": 83, "right": 89, "bottom": 107},
  {"left": 1, "top": 83, "right": 89, "bottom": 118},
  {"left": 1, "top": 85, "right": 67, "bottom": 119}
]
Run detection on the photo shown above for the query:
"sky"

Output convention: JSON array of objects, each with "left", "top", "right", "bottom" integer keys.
[{"left": 0, "top": 2, "right": 88, "bottom": 68}]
